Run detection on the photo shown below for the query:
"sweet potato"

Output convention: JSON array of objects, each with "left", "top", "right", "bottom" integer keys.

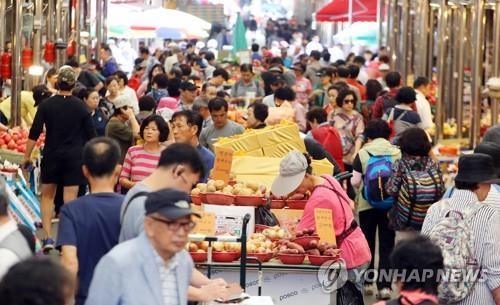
[
  {"left": 306, "top": 248, "right": 321, "bottom": 256},
  {"left": 280, "top": 249, "right": 299, "bottom": 254},
  {"left": 323, "top": 248, "right": 338, "bottom": 257},
  {"left": 308, "top": 239, "right": 318, "bottom": 249},
  {"left": 286, "top": 241, "right": 305, "bottom": 254},
  {"left": 295, "top": 231, "right": 304, "bottom": 237},
  {"left": 288, "top": 193, "right": 305, "bottom": 200}
]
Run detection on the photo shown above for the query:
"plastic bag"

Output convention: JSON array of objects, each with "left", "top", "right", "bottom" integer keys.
[
  {"left": 337, "top": 281, "right": 364, "bottom": 305},
  {"left": 255, "top": 199, "right": 279, "bottom": 227}
]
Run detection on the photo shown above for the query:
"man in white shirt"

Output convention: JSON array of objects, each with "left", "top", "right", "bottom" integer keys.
[{"left": 413, "top": 76, "right": 434, "bottom": 135}]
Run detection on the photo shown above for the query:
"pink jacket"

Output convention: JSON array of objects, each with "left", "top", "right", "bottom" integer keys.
[{"left": 297, "top": 175, "right": 371, "bottom": 269}]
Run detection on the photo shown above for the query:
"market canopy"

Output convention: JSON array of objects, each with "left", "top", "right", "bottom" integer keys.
[
  {"left": 108, "top": 6, "right": 211, "bottom": 39},
  {"left": 316, "top": 0, "right": 378, "bottom": 22}
]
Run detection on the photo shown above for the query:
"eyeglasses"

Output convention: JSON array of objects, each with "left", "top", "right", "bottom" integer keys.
[
  {"left": 343, "top": 99, "right": 355, "bottom": 104},
  {"left": 150, "top": 216, "right": 196, "bottom": 232}
]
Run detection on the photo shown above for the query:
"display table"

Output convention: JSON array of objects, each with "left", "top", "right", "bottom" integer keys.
[{"left": 197, "top": 259, "right": 337, "bottom": 305}]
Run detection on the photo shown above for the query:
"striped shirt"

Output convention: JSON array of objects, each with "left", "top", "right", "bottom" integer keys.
[
  {"left": 154, "top": 250, "right": 179, "bottom": 305},
  {"left": 120, "top": 145, "right": 162, "bottom": 183},
  {"left": 422, "top": 189, "right": 500, "bottom": 305}
]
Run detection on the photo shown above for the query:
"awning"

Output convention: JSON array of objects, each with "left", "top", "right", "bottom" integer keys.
[{"left": 316, "top": 0, "right": 378, "bottom": 22}]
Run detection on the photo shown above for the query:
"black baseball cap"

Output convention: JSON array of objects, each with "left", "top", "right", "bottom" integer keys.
[
  {"left": 145, "top": 189, "right": 201, "bottom": 220},
  {"left": 180, "top": 81, "right": 198, "bottom": 91}
]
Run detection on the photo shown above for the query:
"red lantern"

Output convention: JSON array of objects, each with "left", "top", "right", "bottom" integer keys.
[
  {"left": 21, "top": 47, "right": 33, "bottom": 69},
  {"left": 44, "top": 41, "right": 55, "bottom": 63},
  {"left": 67, "top": 40, "right": 76, "bottom": 58},
  {"left": 1, "top": 52, "right": 12, "bottom": 79}
]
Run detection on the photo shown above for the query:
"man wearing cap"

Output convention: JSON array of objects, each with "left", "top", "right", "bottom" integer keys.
[
  {"left": 23, "top": 66, "right": 97, "bottom": 252},
  {"left": 178, "top": 82, "right": 198, "bottom": 111},
  {"left": 422, "top": 153, "right": 500, "bottom": 305},
  {"left": 87, "top": 188, "right": 223, "bottom": 305}
]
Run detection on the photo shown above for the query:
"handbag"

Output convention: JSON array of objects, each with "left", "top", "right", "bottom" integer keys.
[
  {"left": 255, "top": 199, "right": 280, "bottom": 227},
  {"left": 336, "top": 280, "right": 364, "bottom": 305}
]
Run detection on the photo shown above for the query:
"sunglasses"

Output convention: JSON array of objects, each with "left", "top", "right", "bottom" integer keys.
[{"left": 343, "top": 99, "right": 355, "bottom": 104}]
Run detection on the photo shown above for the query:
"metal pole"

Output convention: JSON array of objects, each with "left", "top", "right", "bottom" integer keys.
[
  {"left": 389, "top": 0, "right": 399, "bottom": 68},
  {"left": 415, "top": 0, "right": 429, "bottom": 77},
  {"left": 55, "top": 0, "right": 63, "bottom": 68},
  {"left": 85, "top": 0, "right": 91, "bottom": 61},
  {"left": 427, "top": 7, "right": 436, "bottom": 81},
  {"left": 386, "top": 0, "right": 392, "bottom": 52},
  {"left": 348, "top": 0, "right": 353, "bottom": 49},
  {"left": 75, "top": 0, "right": 81, "bottom": 61},
  {"left": 456, "top": 5, "right": 467, "bottom": 140},
  {"left": 436, "top": 0, "right": 449, "bottom": 142},
  {"left": 47, "top": 0, "right": 54, "bottom": 42},
  {"left": 103, "top": 0, "right": 108, "bottom": 43},
  {"left": 470, "top": 0, "right": 485, "bottom": 147},
  {"left": 96, "top": 0, "right": 102, "bottom": 62},
  {"left": 11, "top": 0, "right": 23, "bottom": 127},
  {"left": 401, "top": 0, "right": 410, "bottom": 85},
  {"left": 33, "top": 0, "right": 43, "bottom": 85},
  {"left": 0, "top": 0, "right": 5, "bottom": 54},
  {"left": 378, "top": 0, "right": 384, "bottom": 50},
  {"left": 492, "top": 0, "right": 500, "bottom": 126}
]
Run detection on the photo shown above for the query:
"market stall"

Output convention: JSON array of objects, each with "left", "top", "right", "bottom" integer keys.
[{"left": 185, "top": 121, "right": 344, "bottom": 305}]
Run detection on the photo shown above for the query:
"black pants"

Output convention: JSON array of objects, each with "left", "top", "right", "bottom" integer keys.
[
  {"left": 359, "top": 208, "right": 395, "bottom": 290},
  {"left": 344, "top": 164, "right": 356, "bottom": 200}
]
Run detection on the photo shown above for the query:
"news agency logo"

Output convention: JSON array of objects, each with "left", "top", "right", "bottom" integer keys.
[{"left": 317, "top": 259, "right": 348, "bottom": 293}]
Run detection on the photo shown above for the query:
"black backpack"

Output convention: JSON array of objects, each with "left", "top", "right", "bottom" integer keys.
[{"left": 382, "top": 93, "right": 398, "bottom": 113}]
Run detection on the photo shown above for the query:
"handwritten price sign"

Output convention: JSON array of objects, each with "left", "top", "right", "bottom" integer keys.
[
  {"left": 212, "top": 146, "right": 234, "bottom": 184},
  {"left": 193, "top": 212, "right": 216, "bottom": 236},
  {"left": 314, "top": 208, "right": 336, "bottom": 244}
]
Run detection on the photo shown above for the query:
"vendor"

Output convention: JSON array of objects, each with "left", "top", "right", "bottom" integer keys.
[{"left": 271, "top": 151, "right": 371, "bottom": 292}]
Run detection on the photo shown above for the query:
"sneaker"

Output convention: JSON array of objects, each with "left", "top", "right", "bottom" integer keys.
[
  {"left": 42, "top": 238, "right": 55, "bottom": 254},
  {"left": 363, "top": 283, "right": 376, "bottom": 296},
  {"left": 377, "top": 288, "right": 392, "bottom": 300}
]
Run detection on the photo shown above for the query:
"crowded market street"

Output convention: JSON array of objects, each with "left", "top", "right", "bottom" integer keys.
[{"left": 0, "top": 1, "right": 499, "bottom": 305}]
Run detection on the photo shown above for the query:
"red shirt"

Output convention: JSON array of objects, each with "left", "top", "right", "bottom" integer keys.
[
  {"left": 297, "top": 175, "right": 372, "bottom": 269},
  {"left": 347, "top": 79, "right": 366, "bottom": 100}
]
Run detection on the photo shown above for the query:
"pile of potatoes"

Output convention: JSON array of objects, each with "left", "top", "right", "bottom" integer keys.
[
  {"left": 247, "top": 233, "right": 275, "bottom": 254},
  {"left": 190, "top": 179, "right": 266, "bottom": 197}
]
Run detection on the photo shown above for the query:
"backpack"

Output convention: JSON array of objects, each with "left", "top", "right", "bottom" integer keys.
[
  {"left": 426, "top": 200, "right": 482, "bottom": 303},
  {"left": 363, "top": 153, "right": 395, "bottom": 209},
  {"left": 390, "top": 159, "right": 443, "bottom": 231},
  {"left": 120, "top": 191, "right": 149, "bottom": 224},
  {"left": 385, "top": 108, "right": 416, "bottom": 141},
  {"left": 381, "top": 93, "right": 397, "bottom": 113},
  {"left": 311, "top": 125, "right": 345, "bottom": 172}
]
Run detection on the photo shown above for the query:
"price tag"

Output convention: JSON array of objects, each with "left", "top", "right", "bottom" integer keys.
[
  {"left": 193, "top": 212, "right": 216, "bottom": 236},
  {"left": 314, "top": 208, "right": 336, "bottom": 244},
  {"left": 212, "top": 146, "right": 234, "bottom": 184}
]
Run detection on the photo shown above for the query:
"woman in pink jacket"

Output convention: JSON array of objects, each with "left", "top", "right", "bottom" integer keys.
[{"left": 271, "top": 151, "right": 371, "bottom": 292}]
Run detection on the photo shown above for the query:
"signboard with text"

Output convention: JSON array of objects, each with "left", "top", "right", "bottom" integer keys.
[{"left": 212, "top": 146, "right": 234, "bottom": 184}]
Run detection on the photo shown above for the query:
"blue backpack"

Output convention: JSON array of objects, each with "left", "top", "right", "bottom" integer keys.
[{"left": 363, "top": 153, "right": 395, "bottom": 209}]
